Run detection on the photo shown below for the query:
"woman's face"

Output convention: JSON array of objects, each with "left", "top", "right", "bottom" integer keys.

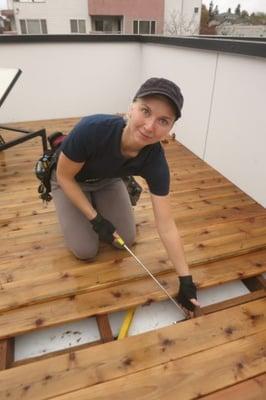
[{"left": 127, "top": 96, "right": 176, "bottom": 147}]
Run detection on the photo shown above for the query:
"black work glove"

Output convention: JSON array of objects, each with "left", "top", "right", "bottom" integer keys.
[
  {"left": 90, "top": 213, "right": 116, "bottom": 244},
  {"left": 177, "top": 275, "right": 197, "bottom": 311}
]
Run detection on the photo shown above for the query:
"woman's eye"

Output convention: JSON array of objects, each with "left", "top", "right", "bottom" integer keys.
[
  {"left": 141, "top": 108, "right": 149, "bottom": 115},
  {"left": 159, "top": 119, "right": 169, "bottom": 126}
]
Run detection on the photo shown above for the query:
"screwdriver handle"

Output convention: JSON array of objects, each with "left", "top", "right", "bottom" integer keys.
[{"left": 113, "top": 235, "right": 125, "bottom": 247}]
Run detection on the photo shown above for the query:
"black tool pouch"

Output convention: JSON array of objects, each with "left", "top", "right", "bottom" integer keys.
[
  {"left": 35, "top": 132, "right": 66, "bottom": 203},
  {"left": 122, "top": 176, "right": 142, "bottom": 206}
]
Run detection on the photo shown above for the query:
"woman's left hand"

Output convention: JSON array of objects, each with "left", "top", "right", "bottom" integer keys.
[{"left": 177, "top": 275, "right": 201, "bottom": 314}]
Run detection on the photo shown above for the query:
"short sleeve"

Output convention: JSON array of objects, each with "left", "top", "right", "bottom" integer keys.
[
  {"left": 61, "top": 119, "right": 95, "bottom": 162},
  {"left": 141, "top": 146, "right": 170, "bottom": 196}
]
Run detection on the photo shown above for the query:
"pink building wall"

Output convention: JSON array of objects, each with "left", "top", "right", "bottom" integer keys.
[{"left": 88, "top": 0, "right": 165, "bottom": 34}]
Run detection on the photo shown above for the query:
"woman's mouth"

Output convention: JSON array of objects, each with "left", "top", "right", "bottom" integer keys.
[{"left": 138, "top": 130, "right": 153, "bottom": 141}]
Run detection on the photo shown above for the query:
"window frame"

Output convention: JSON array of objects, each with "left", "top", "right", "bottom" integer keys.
[
  {"left": 19, "top": 18, "right": 47, "bottom": 34},
  {"left": 70, "top": 19, "right": 86, "bottom": 34},
  {"left": 133, "top": 20, "right": 156, "bottom": 35}
]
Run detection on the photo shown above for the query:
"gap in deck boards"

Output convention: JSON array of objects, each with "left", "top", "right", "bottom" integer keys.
[{"left": 15, "top": 280, "right": 250, "bottom": 361}]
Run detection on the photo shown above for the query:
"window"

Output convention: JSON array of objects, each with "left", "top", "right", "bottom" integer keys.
[
  {"left": 19, "top": 19, "right": 47, "bottom": 34},
  {"left": 20, "top": 19, "right": 27, "bottom": 34},
  {"left": 92, "top": 17, "right": 121, "bottom": 33},
  {"left": 133, "top": 20, "right": 156, "bottom": 35},
  {"left": 194, "top": 7, "right": 199, "bottom": 13},
  {"left": 70, "top": 19, "right": 86, "bottom": 33},
  {"left": 133, "top": 20, "right": 138, "bottom": 34},
  {"left": 95, "top": 20, "right": 103, "bottom": 32}
]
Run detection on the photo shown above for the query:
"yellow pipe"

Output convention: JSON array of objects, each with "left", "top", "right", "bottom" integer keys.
[
  {"left": 115, "top": 235, "right": 136, "bottom": 339},
  {"left": 117, "top": 307, "right": 136, "bottom": 340}
]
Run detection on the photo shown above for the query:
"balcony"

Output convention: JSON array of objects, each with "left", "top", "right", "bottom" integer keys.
[{"left": 0, "top": 35, "right": 266, "bottom": 398}]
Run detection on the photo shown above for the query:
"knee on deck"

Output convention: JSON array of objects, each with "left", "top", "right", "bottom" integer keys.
[{"left": 70, "top": 243, "right": 99, "bottom": 261}]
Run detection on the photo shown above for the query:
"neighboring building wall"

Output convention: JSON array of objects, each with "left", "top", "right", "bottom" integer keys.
[
  {"left": 217, "top": 24, "right": 266, "bottom": 37},
  {"left": 164, "top": 0, "right": 202, "bottom": 35},
  {"left": 11, "top": 0, "right": 91, "bottom": 34},
  {"left": 89, "top": 0, "right": 164, "bottom": 34}
]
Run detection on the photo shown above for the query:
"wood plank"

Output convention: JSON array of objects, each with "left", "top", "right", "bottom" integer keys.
[
  {"left": 0, "top": 299, "right": 265, "bottom": 400},
  {"left": 96, "top": 314, "right": 113, "bottom": 343},
  {"left": 0, "top": 338, "right": 14, "bottom": 370},
  {"left": 47, "top": 331, "right": 266, "bottom": 400},
  {"left": 1, "top": 211, "right": 266, "bottom": 284},
  {"left": 200, "top": 373, "right": 266, "bottom": 400},
  {"left": 1, "top": 249, "right": 266, "bottom": 339},
  {"left": 1, "top": 239, "right": 266, "bottom": 315}
]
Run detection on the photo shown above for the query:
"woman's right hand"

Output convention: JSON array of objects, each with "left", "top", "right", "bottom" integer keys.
[{"left": 90, "top": 213, "right": 116, "bottom": 244}]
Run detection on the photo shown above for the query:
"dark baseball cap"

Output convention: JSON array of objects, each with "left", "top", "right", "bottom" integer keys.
[{"left": 133, "top": 77, "right": 184, "bottom": 120}]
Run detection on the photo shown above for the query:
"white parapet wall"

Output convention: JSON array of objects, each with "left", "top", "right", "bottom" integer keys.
[
  {"left": 141, "top": 42, "right": 266, "bottom": 208},
  {"left": 0, "top": 41, "right": 141, "bottom": 121}
]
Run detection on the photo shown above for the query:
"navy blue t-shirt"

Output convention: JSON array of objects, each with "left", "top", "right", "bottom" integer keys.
[{"left": 61, "top": 114, "right": 170, "bottom": 196}]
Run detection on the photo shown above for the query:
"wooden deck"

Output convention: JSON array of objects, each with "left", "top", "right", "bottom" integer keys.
[{"left": 0, "top": 118, "right": 265, "bottom": 399}]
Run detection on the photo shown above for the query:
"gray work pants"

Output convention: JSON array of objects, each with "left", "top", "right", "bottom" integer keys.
[{"left": 51, "top": 171, "right": 136, "bottom": 260}]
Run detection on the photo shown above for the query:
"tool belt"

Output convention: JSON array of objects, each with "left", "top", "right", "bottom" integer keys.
[
  {"left": 35, "top": 132, "right": 65, "bottom": 202},
  {"left": 35, "top": 132, "right": 142, "bottom": 206}
]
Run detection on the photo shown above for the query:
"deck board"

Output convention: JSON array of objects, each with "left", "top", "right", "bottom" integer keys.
[
  {"left": 48, "top": 331, "right": 266, "bottom": 400},
  {"left": 0, "top": 299, "right": 265, "bottom": 400},
  {"left": 0, "top": 118, "right": 266, "bottom": 398}
]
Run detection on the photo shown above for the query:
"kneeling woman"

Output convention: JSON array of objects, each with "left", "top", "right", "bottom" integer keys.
[{"left": 51, "top": 77, "right": 199, "bottom": 313}]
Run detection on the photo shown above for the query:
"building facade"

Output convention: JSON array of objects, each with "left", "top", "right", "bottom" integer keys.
[
  {"left": 2, "top": 0, "right": 201, "bottom": 36},
  {"left": 216, "top": 23, "right": 266, "bottom": 38}
]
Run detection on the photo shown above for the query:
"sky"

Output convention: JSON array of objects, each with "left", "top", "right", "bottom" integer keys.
[{"left": 0, "top": 0, "right": 266, "bottom": 13}]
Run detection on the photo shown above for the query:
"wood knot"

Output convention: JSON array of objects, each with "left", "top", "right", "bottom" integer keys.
[
  {"left": 122, "top": 356, "right": 133, "bottom": 366},
  {"left": 244, "top": 310, "right": 263, "bottom": 324},
  {"left": 236, "top": 361, "right": 244, "bottom": 370},
  {"left": 35, "top": 318, "right": 44, "bottom": 327},
  {"left": 255, "top": 262, "right": 262, "bottom": 267},
  {"left": 161, "top": 338, "right": 175, "bottom": 347},
  {"left": 198, "top": 243, "right": 205, "bottom": 248},
  {"left": 224, "top": 326, "right": 235, "bottom": 335},
  {"left": 111, "top": 291, "right": 122, "bottom": 298},
  {"left": 143, "top": 298, "right": 153, "bottom": 307}
]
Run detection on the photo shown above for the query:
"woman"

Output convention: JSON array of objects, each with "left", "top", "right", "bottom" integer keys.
[{"left": 51, "top": 77, "right": 199, "bottom": 313}]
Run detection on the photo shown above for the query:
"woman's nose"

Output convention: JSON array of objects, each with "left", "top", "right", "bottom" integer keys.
[{"left": 144, "top": 118, "right": 155, "bottom": 132}]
